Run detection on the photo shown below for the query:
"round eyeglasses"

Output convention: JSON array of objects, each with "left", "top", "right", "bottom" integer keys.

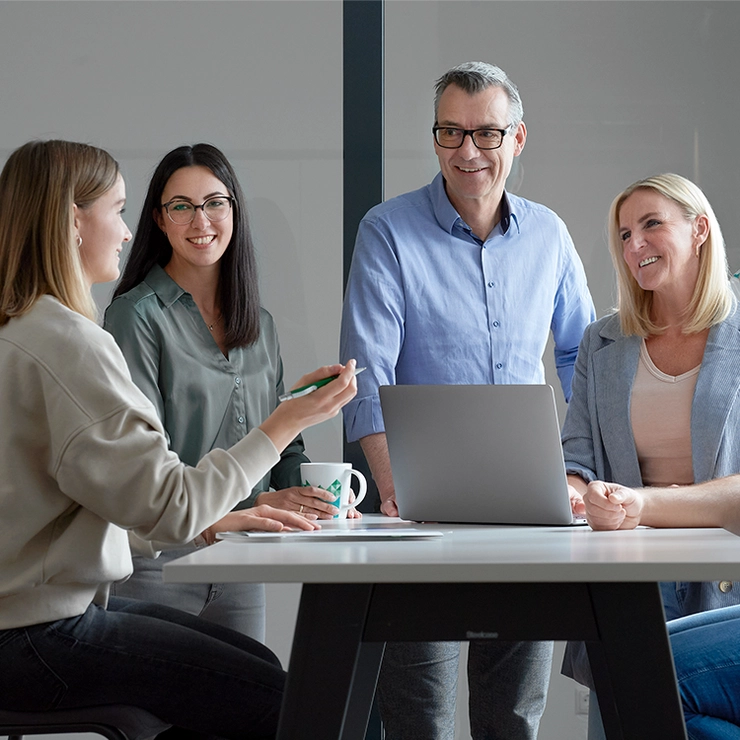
[
  {"left": 161, "top": 196, "right": 234, "bottom": 225},
  {"left": 432, "top": 126, "right": 512, "bottom": 151}
]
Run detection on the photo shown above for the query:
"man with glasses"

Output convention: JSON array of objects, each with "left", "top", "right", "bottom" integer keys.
[{"left": 340, "top": 61, "right": 595, "bottom": 740}]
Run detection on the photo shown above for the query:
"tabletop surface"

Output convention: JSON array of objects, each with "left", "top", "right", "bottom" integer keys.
[{"left": 163, "top": 515, "right": 740, "bottom": 585}]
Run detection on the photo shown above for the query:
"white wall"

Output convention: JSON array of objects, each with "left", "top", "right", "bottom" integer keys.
[{"left": 0, "top": 0, "right": 344, "bottom": 462}]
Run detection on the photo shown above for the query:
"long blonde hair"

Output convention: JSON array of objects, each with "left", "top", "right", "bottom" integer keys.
[
  {"left": 608, "top": 173, "right": 732, "bottom": 336},
  {"left": 0, "top": 140, "right": 120, "bottom": 325}
]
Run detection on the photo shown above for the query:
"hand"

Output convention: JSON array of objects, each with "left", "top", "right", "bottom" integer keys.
[
  {"left": 256, "top": 486, "right": 350, "bottom": 520},
  {"left": 260, "top": 361, "right": 358, "bottom": 452},
  {"left": 200, "top": 504, "right": 321, "bottom": 543},
  {"left": 346, "top": 490, "right": 363, "bottom": 519},
  {"left": 380, "top": 495, "right": 399, "bottom": 517},
  {"left": 583, "top": 481, "right": 644, "bottom": 530},
  {"left": 568, "top": 485, "right": 586, "bottom": 518}
]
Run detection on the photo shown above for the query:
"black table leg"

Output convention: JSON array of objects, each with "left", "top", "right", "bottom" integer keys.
[
  {"left": 341, "top": 642, "right": 386, "bottom": 740},
  {"left": 587, "top": 582, "right": 687, "bottom": 740},
  {"left": 277, "top": 584, "right": 382, "bottom": 740}
]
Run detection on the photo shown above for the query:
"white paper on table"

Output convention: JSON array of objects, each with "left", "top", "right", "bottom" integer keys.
[{"left": 216, "top": 528, "right": 445, "bottom": 542}]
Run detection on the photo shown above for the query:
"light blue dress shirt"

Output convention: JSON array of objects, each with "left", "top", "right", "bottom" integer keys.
[{"left": 340, "top": 173, "right": 595, "bottom": 442}]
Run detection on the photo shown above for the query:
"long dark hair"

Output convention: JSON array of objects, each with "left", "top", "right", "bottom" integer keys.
[{"left": 114, "top": 143, "right": 260, "bottom": 348}]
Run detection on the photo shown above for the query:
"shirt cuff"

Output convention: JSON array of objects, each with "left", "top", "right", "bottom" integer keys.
[{"left": 227, "top": 427, "right": 281, "bottom": 482}]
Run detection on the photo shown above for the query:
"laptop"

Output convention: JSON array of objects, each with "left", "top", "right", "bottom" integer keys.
[{"left": 379, "top": 384, "right": 582, "bottom": 526}]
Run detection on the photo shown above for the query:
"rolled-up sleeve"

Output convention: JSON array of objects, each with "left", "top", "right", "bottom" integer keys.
[
  {"left": 551, "top": 226, "right": 596, "bottom": 402},
  {"left": 340, "top": 217, "right": 405, "bottom": 442}
]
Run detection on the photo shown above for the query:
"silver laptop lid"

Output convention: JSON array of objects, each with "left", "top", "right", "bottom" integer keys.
[{"left": 380, "top": 384, "right": 574, "bottom": 526}]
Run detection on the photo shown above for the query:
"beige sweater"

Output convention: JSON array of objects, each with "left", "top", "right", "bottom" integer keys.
[{"left": 0, "top": 296, "right": 279, "bottom": 629}]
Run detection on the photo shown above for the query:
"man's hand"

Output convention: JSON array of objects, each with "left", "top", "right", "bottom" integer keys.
[
  {"left": 380, "top": 495, "right": 399, "bottom": 517},
  {"left": 583, "top": 480, "right": 645, "bottom": 530},
  {"left": 359, "top": 432, "right": 400, "bottom": 518}
]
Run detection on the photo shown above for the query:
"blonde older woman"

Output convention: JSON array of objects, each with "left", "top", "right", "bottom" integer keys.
[{"left": 561, "top": 173, "right": 740, "bottom": 738}]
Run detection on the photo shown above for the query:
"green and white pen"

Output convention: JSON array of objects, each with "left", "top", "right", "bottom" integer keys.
[{"left": 278, "top": 367, "right": 366, "bottom": 402}]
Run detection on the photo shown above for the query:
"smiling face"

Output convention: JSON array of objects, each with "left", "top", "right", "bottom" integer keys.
[
  {"left": 76, "top": 174, "right": 132, "bottom": 286},
  {"left": 434, "top": 83, "right": 526, "bottom": 218},
  {"left": 155, "top": 165, "right": 234, "bottom": 277},
  {"left": 618, "top": 188, "right": 709, "bottom": 297}
]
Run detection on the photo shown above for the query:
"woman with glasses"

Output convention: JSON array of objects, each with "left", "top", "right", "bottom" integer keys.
[
  {"left": 0, "top": 138, "right": 357, "bottom": 736},
  {"left": 105, "top": 143, "right": 350, "bottom": 641},
  {"left": 561, "top": 173, "right": 740, "bottom": 739}
]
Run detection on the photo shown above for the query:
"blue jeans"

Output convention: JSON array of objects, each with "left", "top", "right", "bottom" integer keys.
[
  {"left": 113, "top": 549, "right": 266, "bottom": 641},
  {"left": 377, "top": 641, "right": 553, "bottom": 740},
  {"left": 668, "top": 605, "right": 740, "bottom": 739},
  {"left": 0, "top": 597, "right": 284, "bottom": 739}
]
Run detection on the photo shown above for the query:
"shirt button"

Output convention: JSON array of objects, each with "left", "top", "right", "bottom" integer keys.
[
  {"left": 487, "top": 282, "right": 494, "bottom": 288},
  {"left": 235, "top": 377, "right": 241, "bottom": 386},
  {"left": 238, "top": 416, "right": 245, "bottom": 424},
  {"left": 492, "top": 321, "right": 500, "bottom": 328},
  {"left": 719, "top": 581, "right": 733, "bottom": 593},
  {"left": 495, "top": 363, "right": 503, "bottom": 370}
]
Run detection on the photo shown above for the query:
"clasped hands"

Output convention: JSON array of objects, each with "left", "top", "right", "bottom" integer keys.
[{"left": 569, "top": 480, "right": 645, "bottom": 530}]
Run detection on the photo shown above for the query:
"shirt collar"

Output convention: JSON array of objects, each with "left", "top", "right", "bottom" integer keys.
[
  {"left": 145, "top": 263, "right": 186, "bottom": 308},
  {"left": 431, "top": 172, "right": 518, "bottom": 238}
]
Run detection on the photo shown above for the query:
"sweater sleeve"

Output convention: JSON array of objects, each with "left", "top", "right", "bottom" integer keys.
[
  {"left": 45, "top": 323, "right": 281, "bottom": 546},
  {"left": 57, "top": 410, "right": 280, "bottom": 547}
]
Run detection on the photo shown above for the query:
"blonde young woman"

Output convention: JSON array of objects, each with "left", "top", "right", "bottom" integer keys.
[
  {"left": 0, "top": 139, "right": 356, "bottom": 738},
  {"left": 561, "top": 173, "right": 740, "bottom": 738}
]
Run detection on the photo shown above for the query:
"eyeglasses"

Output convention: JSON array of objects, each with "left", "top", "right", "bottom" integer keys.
[
  {"left": 161, "top": 196, "right": 234, "bottom": 225},
  {"left": 432, "top": 125, "right": 512, "bottom": 150}
]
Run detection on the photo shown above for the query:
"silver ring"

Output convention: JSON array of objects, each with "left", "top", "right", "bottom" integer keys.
[{"left": 299, "top": 505, "right": 305, "bottom": 514}]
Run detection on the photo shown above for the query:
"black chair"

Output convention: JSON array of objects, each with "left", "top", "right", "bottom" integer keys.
[{"left": 0, "top": 704, "right": 170, "bottom": 740}]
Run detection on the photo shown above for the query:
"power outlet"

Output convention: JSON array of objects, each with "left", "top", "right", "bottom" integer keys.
[{"left": 575, "top": 687, "right": 590, "bottom": 715}]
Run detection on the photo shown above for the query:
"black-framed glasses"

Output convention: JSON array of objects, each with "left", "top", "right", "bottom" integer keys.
[
  {"left": 161, "top": 196, "right": 234, "bottom": 225},
  {"left": 432, "top": 125, "right": 512, "bottom": 150}
]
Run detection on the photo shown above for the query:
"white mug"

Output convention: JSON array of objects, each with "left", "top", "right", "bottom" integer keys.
[{"left": 300, "top": 462, "right": 367, "bottom": 519}]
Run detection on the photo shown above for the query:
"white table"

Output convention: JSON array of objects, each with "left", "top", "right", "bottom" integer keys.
[{"left": 164, "top": 517, "right": 740, "bottom": 740}]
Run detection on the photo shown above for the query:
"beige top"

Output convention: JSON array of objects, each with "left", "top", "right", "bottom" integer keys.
[
  {"left": 631, "top": 339, "right": 699, "bottom": 487},
  {"left": 0, "top": 296, "right": 279, "bottom": 629}
]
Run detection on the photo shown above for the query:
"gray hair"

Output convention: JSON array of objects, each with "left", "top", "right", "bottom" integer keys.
[{"left": 433, "top": 61, "right": 524, "bottom": 127}]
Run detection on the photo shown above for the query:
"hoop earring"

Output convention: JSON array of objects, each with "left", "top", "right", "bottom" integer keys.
[
  {"left": 695, "top": 244, "right": 701, "bottom": 258},
  {"left": 75, "top": 234, "right": 83, "bottom": 248}
]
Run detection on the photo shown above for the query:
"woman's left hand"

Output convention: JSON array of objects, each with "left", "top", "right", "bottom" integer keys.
[{"left": 256, "top": 486, "right": 345, "bottom": 519}]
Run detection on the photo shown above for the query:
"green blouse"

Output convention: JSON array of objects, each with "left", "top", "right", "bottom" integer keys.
[{"left": 104, "top": 264, "right": 307, "bottom": 508}]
